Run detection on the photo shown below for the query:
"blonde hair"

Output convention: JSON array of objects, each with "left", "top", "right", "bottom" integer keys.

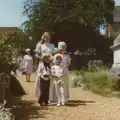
[{"left": 41, "top": 32, "right": 51, "bottom": 42}]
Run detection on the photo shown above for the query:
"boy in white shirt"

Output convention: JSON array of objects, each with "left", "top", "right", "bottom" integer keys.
[
  {"left": 51, "top": 54, "right": 66, "bottom": 106},
  {"left": 35, "top": 54, "right": 51, "bottom": 106}
]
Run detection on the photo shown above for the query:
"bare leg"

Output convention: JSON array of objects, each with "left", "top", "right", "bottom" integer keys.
[
  {"left": 25, "top": 75, "right": 28, "bottom": 82},
  {"left": 28, "top": 74, "right": 31, "bottom": 82}
]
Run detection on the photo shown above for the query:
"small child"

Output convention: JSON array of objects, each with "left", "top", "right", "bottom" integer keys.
[
  {"left": 36, "top": 54, "right": 51, "bottom": 106},
  {"left": 51, "top": 54, "right": 66, "bottom": 107}
]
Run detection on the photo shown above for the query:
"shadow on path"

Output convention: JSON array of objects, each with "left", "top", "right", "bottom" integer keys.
[
  {"left": 9, "top": 75, "right": 25, "bottom": 96},
  {"left": 11, "top": 97, "right": 50, "bottom": 120},
  {"left": 66, "top": 100, "right": 95, "bottom": 107}
]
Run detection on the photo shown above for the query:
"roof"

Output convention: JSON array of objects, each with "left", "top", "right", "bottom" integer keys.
[
  {"left": 111, "top": 34, "right": 120, "bottom": 50},
  {"left": 0, "top": 27, "right": 20, "bottom": 32},
  {"left": 113, "top": 6, "right": 120, "bottom": 22}
]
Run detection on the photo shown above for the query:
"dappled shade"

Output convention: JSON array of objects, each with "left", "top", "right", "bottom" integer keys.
[{"left": 9, "top": 75, "right": 25, "bottom": 96}]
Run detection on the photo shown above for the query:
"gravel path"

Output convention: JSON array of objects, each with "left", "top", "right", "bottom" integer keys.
[{"left": 11, "top": 74, "right": 120, "bottom": 120}]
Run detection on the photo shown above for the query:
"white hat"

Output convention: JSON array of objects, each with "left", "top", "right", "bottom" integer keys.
[
  {"left": 54, "top": 53, "right": 63, "bottom": 61},
  {"left": 26, "top": 48, "right": 31, "bottom": 52},
  {"left": 58, "top": 42, "right": 67, "bottom": 50}
]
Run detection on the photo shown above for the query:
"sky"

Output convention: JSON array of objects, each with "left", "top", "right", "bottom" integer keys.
[
  {"left": 0, "top": 0, "right": 120, "bottom": 27},
  {"left": 0, "top": 0, "right": 27, "bottom": 27}
]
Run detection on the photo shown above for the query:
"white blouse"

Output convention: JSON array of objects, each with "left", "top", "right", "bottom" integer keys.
[
  {"left": 35, "top": 42, "right": 42, "bottom": 54},
  {"left": 41, "top": 43, "right": 55, "bottom": 55}
]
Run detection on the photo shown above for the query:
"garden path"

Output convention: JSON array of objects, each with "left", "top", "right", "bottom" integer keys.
[{"left": 12, "top": 73, "right": 120, "bottom": 120}]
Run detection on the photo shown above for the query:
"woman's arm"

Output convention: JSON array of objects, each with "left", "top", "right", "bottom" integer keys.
[
  {"left": 65, "top": 55, "right": 72, "bottom": 67},
  {"left": 35, "top": 43, "right": 42, "bottom": 59}
]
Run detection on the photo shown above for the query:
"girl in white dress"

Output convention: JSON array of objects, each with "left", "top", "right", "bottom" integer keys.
[
  {"left": 23, "top": 48, "right": 33, "bottom": 82},
  {"left": 35, "top": 32, "right": 55, "bottom": 102}
]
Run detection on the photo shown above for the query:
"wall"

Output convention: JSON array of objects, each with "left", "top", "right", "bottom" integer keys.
[{"left": 114, "top": 49, "right": 120, "bottom": 64}]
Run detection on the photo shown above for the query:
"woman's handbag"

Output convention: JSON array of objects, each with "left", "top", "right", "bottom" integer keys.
[{"left": 22, "top": 68, "right": 26, "bottom": 75}]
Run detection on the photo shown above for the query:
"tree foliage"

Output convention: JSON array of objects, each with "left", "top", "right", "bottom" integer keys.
[
  {"left": 0, "top": 31, "right": 31, "bottom": 73},
  {"left": 23, "top": 0, "right": 115, "bottom": 37}
]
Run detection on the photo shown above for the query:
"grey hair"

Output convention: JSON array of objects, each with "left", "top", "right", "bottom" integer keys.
[{"left": 58, "top": 41, "right": 67, "bottom": 50}]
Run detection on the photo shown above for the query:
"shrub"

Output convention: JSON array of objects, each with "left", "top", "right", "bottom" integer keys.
[
  {"left": 83, "top": 71, "right": 119, "bottom": 96},
  {"left": 70, "top": 70, "right": 85, "bottom": 88},
  {"left": 0, "top": 40, "right": 13, "bottom": 73},
  {"left": 70, "top": 70, "right": 120, "bottom": 97}
]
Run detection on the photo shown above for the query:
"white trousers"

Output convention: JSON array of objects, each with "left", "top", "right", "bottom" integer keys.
[{"left": 54, "top": 80, "right": 65, "bottom": 104}]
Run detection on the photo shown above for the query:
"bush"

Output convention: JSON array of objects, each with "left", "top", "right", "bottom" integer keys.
[
  {"left": 0, "top": 40, "right": 13, "bottom": 73},
  {"left": 70, "top": 70, "right": 120, "bottom": 97},
  {"left": 70, "top": 70, "right": 85, "bottom": 88},
  {"left": 83, "top": 71, "right": 120, "bottom": 96}
]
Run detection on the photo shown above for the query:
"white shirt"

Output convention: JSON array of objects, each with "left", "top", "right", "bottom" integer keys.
[{"left": 37, "top": 62, "right": 51, "bottom": 76}]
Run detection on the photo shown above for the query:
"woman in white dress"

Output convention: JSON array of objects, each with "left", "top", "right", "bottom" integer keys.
[
  {"left": 23, "top": 48, "right": 33, "bottom": 82},
  {"left": 35, "top": 32, "right": 55, "bottom": 102}
]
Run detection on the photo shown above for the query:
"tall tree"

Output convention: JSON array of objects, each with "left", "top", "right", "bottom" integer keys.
[{"left": 23, "top": 0, "right": 114, "bottom": 31}]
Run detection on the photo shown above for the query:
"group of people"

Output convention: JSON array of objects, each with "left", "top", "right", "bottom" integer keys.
[{"left": 22, "top": 32, "right": 71, "bottom": 107}]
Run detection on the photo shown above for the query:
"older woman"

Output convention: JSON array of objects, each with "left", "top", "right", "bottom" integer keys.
[
  {"left": 53, "top": 42, "right": 71, "bottom": 101},
  {"left": 35, "top": 32, "right": 55, "bottom": 102}
]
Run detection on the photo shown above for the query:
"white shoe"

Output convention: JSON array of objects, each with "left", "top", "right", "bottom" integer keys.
[
  {"left": 61, "top": 102, "right": 65, "bottom": 106},
  {"left": 57, "top": 103, "right": 60, "bottom": 107},
  {"left": 48, "top": 100, "right": 51, "bottom": 104}
]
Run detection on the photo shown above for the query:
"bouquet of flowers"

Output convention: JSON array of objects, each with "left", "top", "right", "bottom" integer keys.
[
  {"left": 56, "top": 74, "right": 66, "bottom": 86},
  {"left": 57, "top": 79, "right": 64, "bottom": 86}
]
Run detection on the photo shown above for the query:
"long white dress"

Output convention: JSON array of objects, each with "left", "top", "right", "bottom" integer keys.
[
  {"left": 35, "top": 43, "right": 55, "bottom": 100},
  {"left": 62, "top": 54, "right": 71, "bottom": 99},
  {"left": 23, "top": 55, "right": 33, "bottom": 74}
]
